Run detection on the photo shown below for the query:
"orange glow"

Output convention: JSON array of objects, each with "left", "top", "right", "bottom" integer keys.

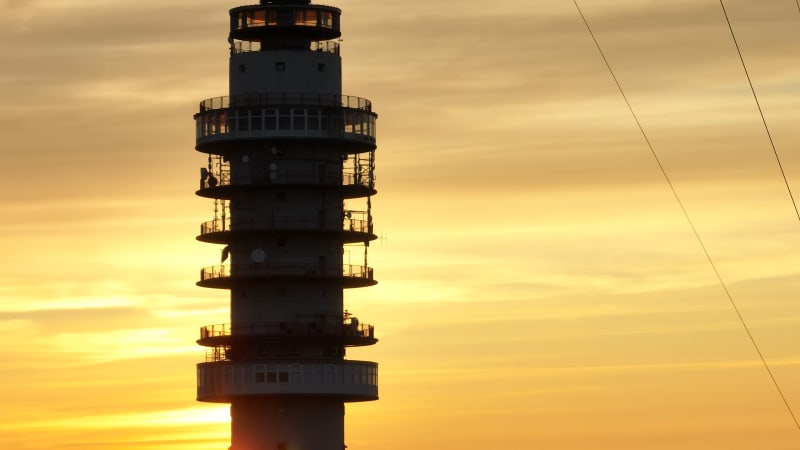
[{"left": 2, "top": 0, "right": 800, "bottom": 448}]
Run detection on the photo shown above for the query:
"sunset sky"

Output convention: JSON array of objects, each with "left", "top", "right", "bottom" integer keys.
[{"left": 2, "top": 0, "right": 800, "bottom": 448}]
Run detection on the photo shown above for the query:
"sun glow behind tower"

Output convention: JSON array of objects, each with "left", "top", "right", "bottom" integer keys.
[{"left": 192, "top": 1, "right": 379, "bottom": 448}]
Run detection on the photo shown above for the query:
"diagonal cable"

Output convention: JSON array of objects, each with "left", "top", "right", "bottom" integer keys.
[
  {"left": 572, "top": 0, "right": 800, "bottom": 432},
  {"left": 720, "top": 0, "right": 800, "bottom": 222}
]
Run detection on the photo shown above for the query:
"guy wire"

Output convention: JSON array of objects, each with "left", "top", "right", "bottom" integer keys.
[
  {"left": 572, "top": 0, "right": 800, "bottom": 432},
  {"left": 720, "top": 0, "right": 800, "bottom": 223}
]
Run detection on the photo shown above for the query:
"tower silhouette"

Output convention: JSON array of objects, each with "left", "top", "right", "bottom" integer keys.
[{"left": 193, "top": 1, "right": 379, "bottom": 448}]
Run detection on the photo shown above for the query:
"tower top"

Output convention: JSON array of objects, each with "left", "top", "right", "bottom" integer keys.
[{"left": 261, "top": 0, "right": 313, "bottom": 4}]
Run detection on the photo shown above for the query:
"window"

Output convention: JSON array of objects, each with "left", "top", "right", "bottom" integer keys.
[
  {"left": 320, "top": 11, "right": 333, "bottom": 28},
  {"left": 239, "top": 64, "right": 246, "bottom": 73},
  {"left": 292, "top": 108, "right": 305, "bottom": 129},
  {"left": 264, "top": 108, "right": 277, "bottom": 130},
  {"left": 236, "top": 111, "right": 248, "bottom": 131},
  {"left": 250, "top": 111, "right": 263, "bottom": 131},
  {"left": 275, "top": 62, "right": 286, "bottom": 71},
  {"left": 247, "top": 10, "right": 266, "bottom": 27},
  {"left": 317, "top": 63, "right": 325, "bottom": 72},
  {"left": 308, "top": 108, "right": 321, "bottom": 131},
  {"left": 255, "top": 372, "right": 265, "bottom": 383},
  {"left": 295, "top": 9, "right": 318, "bottom": 26}
]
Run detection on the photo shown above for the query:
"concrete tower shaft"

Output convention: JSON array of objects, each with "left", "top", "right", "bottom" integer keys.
[{"left": 193, "top": 1, "right": 378, "bottom": 449}]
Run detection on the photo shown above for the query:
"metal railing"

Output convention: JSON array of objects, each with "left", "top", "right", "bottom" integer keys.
[
  {"left": 199, "top": 214, "right": 372, "bottom": 236},
  {"left": 231, "top": 40, "right": 340, "bottom": 55},
  {"left": 199, "top": 93, "right": 371, "bottom": 113},
  {"left": 200, "top": 264, "right": 373, "bottom": 281},
  {"left": 195, "top": 94, "right": 376, "bottom": 145},
  {"left": 200, "top": 320, "right": 374, "bottom": 341},
  {"left": 199, "top": 169, "right": 373, "bottom": 191}
]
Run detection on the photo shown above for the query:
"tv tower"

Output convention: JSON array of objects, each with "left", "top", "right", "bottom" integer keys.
[{"left": 192, "top": 1, "right": 378, "bottom": 448}]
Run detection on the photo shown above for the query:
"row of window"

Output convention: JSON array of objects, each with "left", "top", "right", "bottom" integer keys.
[
  {"left": 197, "top": 108, "right": 376, "bottom": 140},
  {"left": 239, "top": 62, "right": 327, "bottom": 73},
  {"left": 234, "top": 8, "right": 337, "bottom": 30},
  {"left": 198, "top": 363, "right": 378, "bottom": 387},
  {"left": 231, "top": 40, "right": 339, "bottom": 55}
]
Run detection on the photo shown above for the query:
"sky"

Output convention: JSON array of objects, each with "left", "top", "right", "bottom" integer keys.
[{"left": 1, "top": 0, "right": 800, "bottom": 448}]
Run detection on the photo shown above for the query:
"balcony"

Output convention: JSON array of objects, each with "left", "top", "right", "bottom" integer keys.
[
  {"left": 198, "top": 318, "right": 376, "bottom": 351},
  {"left": 197, "top": 214, "right": 375, "bottom": 244},
  {"left": 231, "top": 39, "right": 339, "bottom": 56},
  {"left": 196, "top": 169, "right": 375, "bottom": 199},
  {"left": 199, "top": 93, "right": 372, "bottom": 112},
  {"left": 194, "top": 93, "right": 376, "bottom": 151},
  {"left": 198, "top": 263, "right": 375, "bottom": 289},
  {"left": 197, "top": 359, "right": 378, "bottom": 403}
]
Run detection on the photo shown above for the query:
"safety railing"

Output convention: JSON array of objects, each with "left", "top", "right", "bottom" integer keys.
[
  {"left": 199, "top": 169, "right": 373, "bottom": 191},
  {"left": 200, "top": 264, "right": 373, "bottom": 281},
  {"left": 196, "top": 97, "right": 376, "bottom": 146},
  {"left": 200, "top": 320, "right": 374, "bottom": 341},
  {"left": 199, "top": 93, "right": 371, "bottom": 113},
  {"left": 231, "top": 40, "right": 340, "bottom": 55},
  {"left": 198, "top": 214, "right": 372, "bottom": 236}
]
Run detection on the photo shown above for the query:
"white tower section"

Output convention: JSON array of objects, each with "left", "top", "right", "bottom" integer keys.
[{"left": 192, "top": 1, "right": 378, "bottom": 449}]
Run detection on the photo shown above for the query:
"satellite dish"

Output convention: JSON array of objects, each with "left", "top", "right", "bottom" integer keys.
[
  {"left": 271, "top": 146, "right": 278, "bottom": 154},
  {"left": 250, "top": 248, "right": 266, "bottom": 263},
  {"left": 269, "top": 163, "right": 277, "bottom": 170},
  {"left": 242, "top": 154, "right": 250, "bottom": 163}
]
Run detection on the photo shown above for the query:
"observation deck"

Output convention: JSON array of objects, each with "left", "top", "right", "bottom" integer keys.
[
  {"left": 197, "top": 213, "right": 375, "bottom": 244},
  {"left": 231, "top": 40, "right": 340, "bottom": 55},
  {"left": 229, "top": 4, "right": 341, "bottom": 41},
  {"left": 195, "top": 93, "right": 376, "bottom": 152},
  {"left": 198, "top": 319, "right": 376, "bottom": 350},
  {"left": 198, "top": 263, "right": 376, "bottom": 289},
  {"left": 196, "top": 168, "right": 376, "bottom": 200},
  {"left": 197, "top": 359, "right": 378, "bottom": 403}
]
